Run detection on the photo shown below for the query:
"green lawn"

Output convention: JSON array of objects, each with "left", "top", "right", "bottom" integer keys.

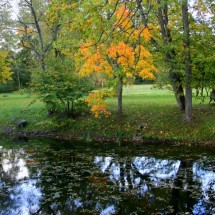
[
  {"left": 0, "top": 85, "right": 214, "bottom": 145},
  {"left": 0, "top": 92, "right": 46, "bottom": 130}
]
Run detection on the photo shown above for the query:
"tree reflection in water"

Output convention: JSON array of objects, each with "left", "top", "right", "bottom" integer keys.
[
  {"left": 94, "top": 155, "right": 215, "bottom": 214},
  {"left": 193, "top": 161, "right": 215, "bottom": 215},
  {"left": 0, "top": 143, "right": 214, "bottom": 215}
]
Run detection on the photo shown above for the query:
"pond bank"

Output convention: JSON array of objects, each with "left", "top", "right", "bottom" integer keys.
[{"left": 1, "top": 126, "right": 214, "bottom": 148}]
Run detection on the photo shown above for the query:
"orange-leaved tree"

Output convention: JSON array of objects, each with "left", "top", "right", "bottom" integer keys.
[
  {"left": 77, "top": 41, "right": 157, "bottom": 117},
  {"left": 74, "top": 3, "right": 157, "bottom": 117},
  {"left": 85, "top": 89, "right": 113, "bottom": 118}
]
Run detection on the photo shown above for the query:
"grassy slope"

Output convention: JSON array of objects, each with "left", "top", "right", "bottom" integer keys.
[{"left": 0, "top": 85, "right": 214, "bottom": 144}]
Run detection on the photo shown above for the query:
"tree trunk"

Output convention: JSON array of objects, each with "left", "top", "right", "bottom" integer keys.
[
  {"left": 157, "top": 0, "right": 185, "bottom": 111},
  {"left": 182, "top": 0, "right": 192, "bottom": 122},
  {"left": 38, "top": 53, "right": 46, "bottom": 71},
  {"left": 117, "top": 77, "right": 123, "bottom": 116},
  {"left": 136, "top": 0, "right": 185, "bottom": 110},
  {"left": 169, "top": 68, "right": 185, "bottom": 111}
]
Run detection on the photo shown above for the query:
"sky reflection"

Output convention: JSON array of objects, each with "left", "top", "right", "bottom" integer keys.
[
  {"left": 192, "top": 161, "right": 215, "bottom": 215},
  {"left": 0, "top": 148, "right": 42, "bottom": 215},
  {"left": 94, "top": 155, "right": 181, "bottom": 189},
  {"left": 133, "top": 156, "right": 181, "bottom": 179},
  {"left": 193, "top": 162, "right": 215, "bottom": 197},
  {"left": 5, "top": 179, "right": 42, "bottom": 215},
  {"left": 100, "top": 205, "right": 115, "bottom": 215}
]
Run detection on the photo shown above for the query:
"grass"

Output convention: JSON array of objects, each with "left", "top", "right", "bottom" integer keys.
[
  {"left": 0, "top": 92, "right": 46, "bottom": 131},
  {"left": 0, "top": 85, "right": 214, "bottom": 145}
]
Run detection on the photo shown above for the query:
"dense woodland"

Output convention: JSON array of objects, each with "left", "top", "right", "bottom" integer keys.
[{"left": 0, "top": 0, "right": 214, "bottom": 123}]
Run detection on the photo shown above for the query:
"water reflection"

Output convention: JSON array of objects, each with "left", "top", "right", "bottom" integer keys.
[
  {"left": 193, "top": 161, "right": 215, "bottom": 196},
  {"left": 193, "top": 161, "right": 215, "bottom": 215},
  {"left": 100, "top": 205, "right": 115, "bottom": 215},
  {"left": 94, "top": 155, "right": 215, "bottom": 214},
  {"left": 95, "top": 156, "right": 181, "bottom": 189},
  {"left": 0, "top": 143, "right": 214, "bottom": 215},
  {"left": 0, "top": 148, "right": 42, "bottom": 215}
]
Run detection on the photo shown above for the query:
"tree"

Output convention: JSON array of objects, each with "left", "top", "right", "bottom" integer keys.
[
  {"left": 31, "top": 56, "right": 93, "bottom": 116},
  {"left": 11, "top": 49, "right": 34, "bottom": 89},
  {"left": 78, "top": 41, "right": 156, "bottom": 116},
  {"left": 0, "top": 0, "right": 17, "bottom": 51},
  {"left": 135, "top": 0, "right": 214, "bottom": 117},
  {"left": 182, "top": 0, "right": 192, "bottom": 122},
  {"left": 0, "top": 51, "right": 12, "bottom": 84},
  {"left": 190, "top": 0, "right": 215, "bottom": 96},
  {"left": 70, "top": 0, "right": 186, "bottom": 111},
  {"left": 17, "top": 0, "right": 60, "bottom": 71},
  {"left": 156, "top": 0, "right": 186, "bottom": 111},
  {"left": 46, "top": 1, "right": 156, "bottom": 117},
  {"left": 70, "top": 0, "right": 187, "bottom": 111}
]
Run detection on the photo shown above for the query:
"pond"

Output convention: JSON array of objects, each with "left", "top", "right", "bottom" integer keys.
[{"left": 0, "top": 137, "right": 214, "bottom": 215}]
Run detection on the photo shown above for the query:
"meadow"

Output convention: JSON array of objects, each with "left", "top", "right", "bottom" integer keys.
[{"left": 0, "top": 85, "right": 214, "bottom": 145}]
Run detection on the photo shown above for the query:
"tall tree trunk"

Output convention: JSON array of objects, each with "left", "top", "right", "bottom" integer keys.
[
  {"left": 182, "top": 0, "right": 192, "bottom": 122},
  {"left": 136, "top": 0, "right": 185, "bottom": 110},
  {"left": 157, "top": 0, "right": 185, "bottom": 111},
  {"left": 117, "top": 77, "right": 123, "bottom": 116},
  {"left": 169, "top": 66, "right": 185, "bottom": 111}
]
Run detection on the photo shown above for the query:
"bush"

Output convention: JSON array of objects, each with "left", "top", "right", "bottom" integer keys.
[{"left": 31, "top": 57, "right": 94, "bottom": 117}]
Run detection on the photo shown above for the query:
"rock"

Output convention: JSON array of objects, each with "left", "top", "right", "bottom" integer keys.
[
  {"left": 2, "top": 127, "right": 14, "bottom": 133},
  {"left": 133, "top": 133, "right": 143, "bottom": 142},
  {"left": 11, "top": 116, "right": 18, "bottom": 121},
  {"left": 17, "top": 119, "right": 28, "bottom": 128},
  {"left": 139, "top": 123, "right": 148, "bottom": 130},
  {"left": 209, "top": 90, "right": 215, "bottom": 103}
]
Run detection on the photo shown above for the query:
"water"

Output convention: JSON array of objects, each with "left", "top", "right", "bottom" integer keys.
[{"left": 0, "top": 137, "right": 214, "bottom": 215}]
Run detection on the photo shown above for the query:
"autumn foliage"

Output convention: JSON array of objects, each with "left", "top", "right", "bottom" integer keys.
[
  {"left": 0, "top": 51, "right": 12, "bottom": 84},
  {"left": 85, "top": 90, "right": 112, "bottom": 118},
  {"left": 114, "top": 4, "right": 152, "bottom": 42},
  {"left": 46, "top": 2, "right": 157, "bottom": 117},
  {"left": 75, "top": 4, "right": 157, "bottom": 117},
  {"left": 79, "top": 42, "right": 156, "bottom": 77},
  {"left": 77, "top": 40, "right": 156, "bottom": 117}
]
